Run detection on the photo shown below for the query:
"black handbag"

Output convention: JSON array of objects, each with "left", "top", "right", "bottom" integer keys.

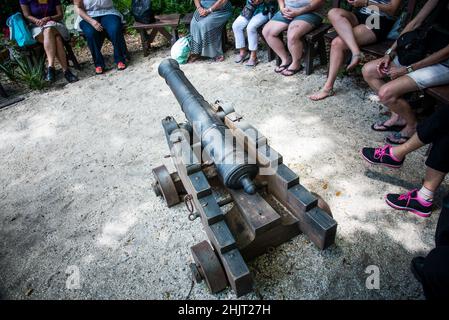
[
  {"left": 241, "top": 2, "right": 256, "bottom": 20},
  {"left": 132, "top": 0, "right": 155, "bottom": 24},
  {"left": 396, "top": 0, "right": 449, "bottom": 66},
  {"left": 396, "top": 27, "right": 431, "bottom": 66}
]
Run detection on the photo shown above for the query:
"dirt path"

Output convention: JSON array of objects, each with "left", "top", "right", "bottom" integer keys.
[{"left": 0, "top": 47, "right": 446, "bottom": 299}]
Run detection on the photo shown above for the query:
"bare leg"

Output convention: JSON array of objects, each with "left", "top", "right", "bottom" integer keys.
[
  {"left": 282, "top": 20, "right": 314, "bottom": 74},
  {"left": 378, "top": 76, "right": 420, "bottom": 139},
  {"left": 391, "top": 133, "right": 425, "bottom": 160},
  {"left": 362, "top": 59, "right": 406, "bottom": 128},
  {"left": 54, "top": 34, "right": 68, "bottom": 71},
  {"left": 422, "top": 167, "right": 446, "bottom": 193},
  {"left": 262, "top": 20, "right": 290, "bottom": 69},
  {"left": 42, "top": 28, "right": 57, "bottom": 67},
  {"left": 328, "top": 8, "right": 369, "bottom": 70},
  {"left": 309, "top": 25, "right": 376, "bottom": 101}
]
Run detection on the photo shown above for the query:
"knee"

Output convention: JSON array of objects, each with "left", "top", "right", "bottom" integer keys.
[
  {"left": 232, "top": 19, "right": 244, "bottom": 32},
  {"left": 287, "top": 31, "right": 301, "bottom": 45},
  {"left": 362, "top": 61, "right": 377, "bottom": 81},
  {"left": 328, "top": 8, "right": 343, "bottom": 22},
  {"left": 378, "top": 85, "right": 396, "bottom": 104},
  {"left": 262, "top": 24, "right": 275, "bottom": 38},
  {"left": 331, "top": 36, "right": 345, "bottom": 50}
]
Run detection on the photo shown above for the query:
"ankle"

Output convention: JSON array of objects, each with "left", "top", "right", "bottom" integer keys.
[
  {"left": 390, "top": 147, "right": 404, "bottom": 161},
  {"left": 418, "top": 186, "right": 434, "bottom": 202}
]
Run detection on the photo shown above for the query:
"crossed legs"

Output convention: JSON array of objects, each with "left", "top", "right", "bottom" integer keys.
[{"left": 37, "top": 27, "right": 68, "bottom": 71}]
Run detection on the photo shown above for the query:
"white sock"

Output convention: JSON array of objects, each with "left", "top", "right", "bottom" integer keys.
[{"left": 417, "top": 186, "right": 434, "bottom": 202}]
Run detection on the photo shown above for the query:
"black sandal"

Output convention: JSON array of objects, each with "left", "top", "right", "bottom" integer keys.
[
  {"left": 371, "top": 121, "right": 406, "bottom": 132},
  {"left": 275, "top": 64, "right": 290, "bottom": 73},
  {"left": 281, "top": 66, "right": 302, "bottom": 76},
  {"left": 385, "top": 133, "right": 411, "bottom": 145}
]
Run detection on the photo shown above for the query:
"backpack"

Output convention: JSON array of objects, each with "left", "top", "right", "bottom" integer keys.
[
  {"left": 132, "top": 0, "right": 155, "bottom": 24},
  {"left": 6, "top": 12, "right": 36, "bottom": 47}
]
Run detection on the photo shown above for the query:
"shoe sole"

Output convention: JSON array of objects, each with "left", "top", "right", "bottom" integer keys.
[
  {"left": 360, "top": 150, "right": 403, "bottom": 169},
  {"left": 385, "top": 197, "right": 431, "bottom": 218}
]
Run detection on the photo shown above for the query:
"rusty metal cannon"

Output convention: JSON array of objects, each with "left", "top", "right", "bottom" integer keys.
[{"left": 152, "top": 59, "right": 337, "bottom": 297}]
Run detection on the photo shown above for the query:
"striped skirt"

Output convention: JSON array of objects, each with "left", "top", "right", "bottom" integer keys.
[{"left": 190, "top": 0, "right": 232, "bottom": 58}]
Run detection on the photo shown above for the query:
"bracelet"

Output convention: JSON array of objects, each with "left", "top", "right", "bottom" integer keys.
[{"left": 208, "top": 8, "right": 213, "bottom": 13}]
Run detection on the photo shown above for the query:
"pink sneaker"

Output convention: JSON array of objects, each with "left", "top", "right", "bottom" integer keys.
[{"left": 385, "top": 189, "right": 433, "bottom": 217}]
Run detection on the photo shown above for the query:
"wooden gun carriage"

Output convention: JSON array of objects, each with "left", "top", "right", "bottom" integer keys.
[{"left": 152, "top": 59, "right": 337, "bottom": 297}]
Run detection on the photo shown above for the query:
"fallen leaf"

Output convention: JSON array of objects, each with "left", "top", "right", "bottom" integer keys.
[{"left": 336, "top": 191, "right": 342, "bottom": 197}]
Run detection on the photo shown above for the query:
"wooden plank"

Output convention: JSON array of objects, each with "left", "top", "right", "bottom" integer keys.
[
  {"left": 220, "top": 249, "right": 253, "bottom": 297},
  {"left": 228, "top": 189, "right": 282, "bottom": 237},
  {"left": 426, "top": 85, "right": 449, "bottom": 104}
]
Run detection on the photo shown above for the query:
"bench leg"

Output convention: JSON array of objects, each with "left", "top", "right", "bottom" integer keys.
[
  {"left": 318, "top": 37, "right": 327, "bottom": 66},
  {"left": 0, "top": 82, "right": 7, "bottom": 98},
  {"left": 172, "top": 27, "right": 179, "bottom": 45},
  {"left": 304, "top": 41, "right": 313, "bottom": 75},
  {"left": 64, "top": 41, "right": 81, "bottom": 70},
  {"left": 139, "top": 29, "right": 151, "bottom": 57}
]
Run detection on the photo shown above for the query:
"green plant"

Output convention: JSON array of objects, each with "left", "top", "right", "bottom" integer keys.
[{"left": 0, "top": 52, "right": 46, "bottom": 90}]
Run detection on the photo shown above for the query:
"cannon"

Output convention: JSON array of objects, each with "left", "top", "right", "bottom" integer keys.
[{"left": 152, "top": 59, "right": 337, "bottom": 297}]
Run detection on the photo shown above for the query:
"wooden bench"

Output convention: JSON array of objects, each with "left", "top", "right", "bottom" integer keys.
[
  {"left": 426, "top": 85, "right": 449, "bottom": 106},
  {"left": 133, "top": 14, "right": 182, "bottom": 57}
]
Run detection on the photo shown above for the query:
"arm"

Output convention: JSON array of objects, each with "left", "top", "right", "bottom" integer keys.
[
  {"left": 73, "top": 0, "right": 103, "bottom": 31},
  {"left": 278, "top": 0, "right": 285, "bottom": 11},
  {"left": 377, "top": 0, "right": 439, "bottom": 75},
  {"left": 348, "top": 0, "right": 401, "bottom": 17},
  {"left": 208, "top": 0, "right": 229, "bottom": 12},
  {"left": 20, "top": 4, "right": 43, "bottom": 26}
]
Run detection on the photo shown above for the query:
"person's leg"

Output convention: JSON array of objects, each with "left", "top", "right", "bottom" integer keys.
[
  {"left": 232, "top": 15, "right": 249, "bottom": 61},
  {"left": 42, "top": 27, "right": 57, "bottom": 68},
  {"left": 378, "top": 76, "right": 420, "bottom": 141},
  {"left": 262, "top": 20, "right": 290, "bottom": 70},
  {"left": 420, "top": 246, "right": 449, "bottom": 299},
  {"left": 54, "top": 34, "right": 68, "bottom": 71},
  {"left": 246, "top": 13, "right": 269, "bottom": 63},
  {"left": 80, "top": 19, "right": 106, "bottom": 68},
  {"left": 99, "top": 15, "right": 126, "bottom": 66},
  {"left": 361, "top": 58, "right": 405, "bottom": 128},
  {"left": 328, "top": 8, "right": 365, "bottom": 70},
  {"left": 281, "top": 20, "right": 315, "bottom": 75},
  {"left": 310, "top": 24, "right": 376, "bottom": 100}
]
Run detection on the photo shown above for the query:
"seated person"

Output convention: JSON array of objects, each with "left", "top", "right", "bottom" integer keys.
[
  {"left": 189, "top": 0, "right": 233, "bottom": 62},
  {"left": 232, "top": 0, "right": 270, "bottom": 67},
  {"left": 361, "top": 106, "right": 449, "bottom": 218},
  {"left": 20, "top": 0, "right": 79, "bottom": 83},
  {"left": 411, "top": 192, "right": 449, "bottom": 299},
  {"left": 309, "top": 0, "right": 401, "bottom": 100},
  {"left": 263, "top": 0, "right": 324, "bottom": 76},
  {"left": 74, "top": 0, "right": 127, "bottom": 74},
  {"left": 361, "top": 0, "right": 449, "bottom": 144}
]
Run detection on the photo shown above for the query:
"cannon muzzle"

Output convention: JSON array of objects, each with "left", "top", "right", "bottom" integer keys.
[{"left": 158, "top": 59, "right": 257, "bottom": 194}]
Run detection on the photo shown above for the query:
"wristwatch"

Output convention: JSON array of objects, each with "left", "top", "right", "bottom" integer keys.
[{"left": 406, "top": 65, "right": 414, "bottom": 73}]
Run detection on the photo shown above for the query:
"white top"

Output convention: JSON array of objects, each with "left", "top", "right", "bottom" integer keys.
[
  {"left": 74, "top": 0, "right": 123, "bottom": 31},
  {"left": 284, "top": 0, "right": 311, "bottom": 9},
  {"left": 359, "top": 0, "right": 394, "bottom": 19}
]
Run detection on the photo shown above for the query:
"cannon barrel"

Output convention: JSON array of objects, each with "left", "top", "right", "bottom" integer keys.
[{"left": 158, "top": 59, "right": 257, "bottom": 194}]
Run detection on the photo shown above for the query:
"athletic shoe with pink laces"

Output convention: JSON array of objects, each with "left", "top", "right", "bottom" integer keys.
[
  {"left": 385, "top": 189, "right": 433, "bottom": 217},
  {"left": 361, "top": 144, "right": 404, "bottom": 168}
]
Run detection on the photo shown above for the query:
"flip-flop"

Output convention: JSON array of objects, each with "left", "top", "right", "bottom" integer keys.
[
  {"left": 371, "top": 121, "right": 406, "bottom": 132},
  {"left": 234, "top": 53, "right": 249, "bottom": 63},
  {"left": 245, "top": 59, "right": 259, "bottom": 67},
  {"left": 385, "top": 132, "right": 411, "bottom": 145},
  {"left": 275, "top": 64, "right": 290, "bottom": 73},
  {"left": 281, "top": 66, "right": 302, "bottom": 76}
]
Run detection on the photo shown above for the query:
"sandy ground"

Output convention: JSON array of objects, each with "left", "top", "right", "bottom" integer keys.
[{"left": 0, "top": 41, "right": 447, "bottom": 300}]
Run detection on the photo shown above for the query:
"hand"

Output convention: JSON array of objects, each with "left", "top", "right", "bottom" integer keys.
[
  {"left": 388, "top": 65, "right": 407, "bottom": 80},
  {"left": 35, "top": 19, "right": 45, "bottom": 27},
  {"left": 41, "top": 17, "right": 51, "bottom": 25},
  {"left": 198, "top": 7, "right": 209, "bottom": 16},
  {"left": 376, "top": 55, "right": 392, "bottom": 77},
  {"left": 91, "top": 20, "right": 103, "bottom": 32},
  {"left": 282, "top": 8, "right": 298, "bottom": 20},
  {"left": 347, "top": 0, "right": 366, "bottom": 8}
]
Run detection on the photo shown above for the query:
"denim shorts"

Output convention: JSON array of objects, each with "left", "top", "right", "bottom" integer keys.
[
  {"left": 271, "top": 11, "right": 322, "bottom": 28},
  {"left": 393, "top": 57, "right": 449, "bottom": 90}
]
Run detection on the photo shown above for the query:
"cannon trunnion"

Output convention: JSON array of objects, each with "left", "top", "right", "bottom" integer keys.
[{"left": 152, "top": 59, "right": 338, "bottom": 297}]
